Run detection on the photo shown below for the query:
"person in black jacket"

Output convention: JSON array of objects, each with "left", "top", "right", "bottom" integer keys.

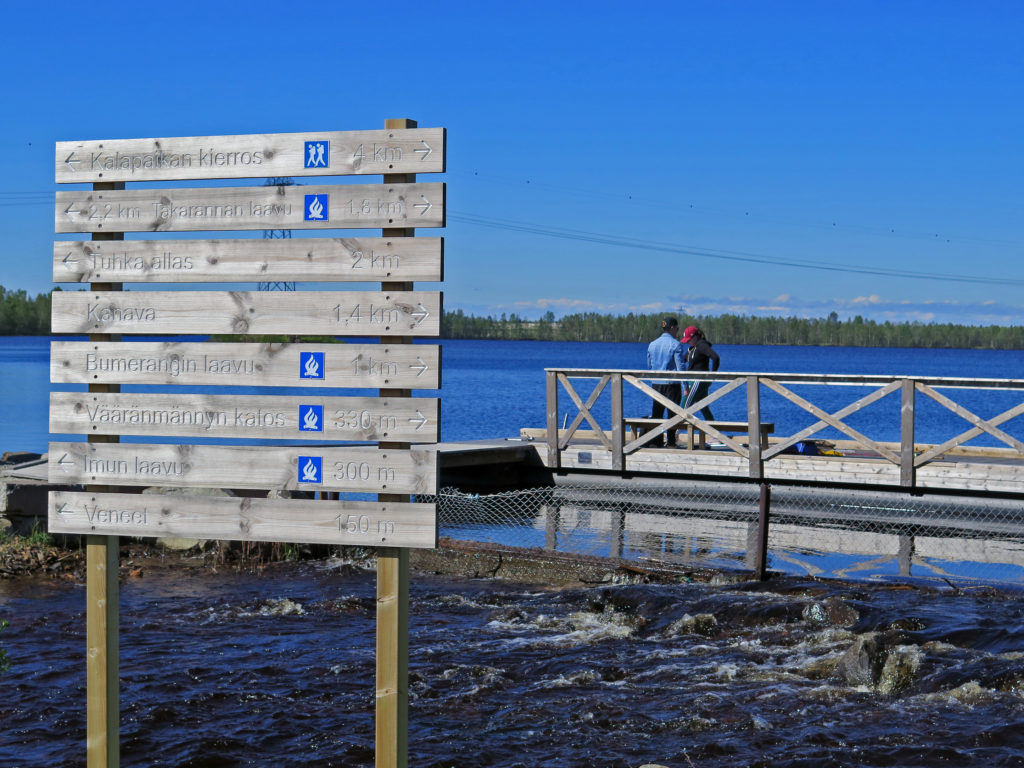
[{"left": 681, "top": 325, "right": 720, "bottom": 420}]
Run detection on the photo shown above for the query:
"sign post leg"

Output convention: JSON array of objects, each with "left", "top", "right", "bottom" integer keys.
[
  {"left": 86, "top": 533, "right": 119, "bottom": 768},
  {"left": 375, "top": 545, "right": 409, "bottom": 768},
  {"left": 86, "top": 190, "right": 123, "bottom": 768},
  {"left": 375, "top": 117, "right": 419, "bottom": 768}
]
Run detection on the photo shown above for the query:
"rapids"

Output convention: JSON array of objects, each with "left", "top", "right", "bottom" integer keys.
[{"left": 3, "top": 558, "right": 1024, "bottom": 767}]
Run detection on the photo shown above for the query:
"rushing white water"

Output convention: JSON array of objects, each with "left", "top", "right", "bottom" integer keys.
[{"left": 3, "top": 557, "right": 1024, "bottom": 767}]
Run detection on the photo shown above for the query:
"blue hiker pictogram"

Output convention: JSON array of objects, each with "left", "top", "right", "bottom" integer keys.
[{"left": 304, "top": 140, "right": 329, "bottom": 168}]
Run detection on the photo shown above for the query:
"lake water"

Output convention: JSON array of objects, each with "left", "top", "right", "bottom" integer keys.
[
  {"left": 3, "top": 336, "right": 1024, "bottom": 454},
  {"left": 5, "top": 337, "right": 1024, "bottom": 767}
]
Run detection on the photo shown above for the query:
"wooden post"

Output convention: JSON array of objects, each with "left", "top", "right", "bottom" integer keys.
[
  {"left": 375, "top": 543, "right": 408, "bottom": 768},
  {"left": 747, "top": 376, "right": 763, "bottom": 479},
  {"left": 898, "top": 535, "right": 914, "bottom": 577},
  {"left": 745, "top": 521, "right": 759, "bottom": 571},
  {"left": 87, "top": 182, "right": 123, "bottom": 768},
  {"left": 546, "top": 370, "right": 560, "bottom": 470},
  {"left": 375, "top": 117, "right": 419, "bottom": 768},
  {"left": 544, "top": 504, "right": 559, "bottom": 551},
  {"left": 610, "top": 509, "right": 625, "bottom": 559},
  {"left": 754, "top": 483, "right": 771, "bottom": 581},
  {"left": 901, "top": 379, "right": 916, "bottom": 488},
  {"left": 611, "top": 373, "right": 624, "bottom": 471}
]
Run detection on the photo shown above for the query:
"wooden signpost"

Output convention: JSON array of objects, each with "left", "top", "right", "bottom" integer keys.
[
  {"left": 55, "top": 182, "right": 445, "bottom": 233},
  {"left": 50, "top": 120, "right": 444, "bottom": 768},
  {"left": 48, "top": 442, "right": 439, "bottom": 495},
  {"left": 49, "top": 492, "right": 437, "bottom": 548},
  {"left": 51, "top": 341, "right": 440, "bottom": 389},
  {"left": 53, "top": 237, "right": 443, "bottom": 283},
  {"left": 50, "top": 391, "right": 439, "bottom": 441},
  {"left": 51, "top": 290, "right": 442, "bottom": 336},
  {"left": 56, "top": 127, "right": 445, "bottom": 183}
]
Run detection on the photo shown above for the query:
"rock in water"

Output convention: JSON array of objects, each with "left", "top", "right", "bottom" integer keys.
[
  {"left": 877, "top": 645, "right": 923, "bottom": 695},
  {"left": 836, "top": 632, "right": 885, "bottom": 687},
  {"left": 837, "top": 631, "right": 922, "bottom": 694}
]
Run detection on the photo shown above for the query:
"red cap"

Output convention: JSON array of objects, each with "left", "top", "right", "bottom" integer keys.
[{"left": 681, "top": 326, "right": 699, "bottom": 342}]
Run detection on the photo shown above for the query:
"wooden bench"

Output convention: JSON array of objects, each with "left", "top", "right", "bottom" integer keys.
[{"left": 624, "top": 418, "right": 775, "bottom": 450}]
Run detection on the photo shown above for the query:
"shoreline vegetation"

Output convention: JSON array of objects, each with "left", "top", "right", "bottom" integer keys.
[
  {"left": 3, "top": 286, "right": 1021, "bottom": 348},
  {"left": 442, "top": 309, "right": 1024, "bottom": 348}
]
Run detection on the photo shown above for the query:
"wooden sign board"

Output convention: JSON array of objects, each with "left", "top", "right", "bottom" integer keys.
[
  {"left": 51, "top": 341, "right": 441, "bottom": 389},
  {"left": 50, "top": 392, "right": 439, "bottom": 442},
  {"left": 53, "top": 237, "right": 443, "bottom": 283},
  {"left": 51, "top": 290, "right": 441, "bottom": 336},
  {"left": 55, "top": 183, "right": 444, "bottom": 233},
  {"left": 49, "top": 491, "right": 438, "bottom": 549},
  {"left": 56, "top": 127, "right": 446, "bottom": 183},
  {"left": 49, "top": 442, "right": 438, "bottom": 494}
]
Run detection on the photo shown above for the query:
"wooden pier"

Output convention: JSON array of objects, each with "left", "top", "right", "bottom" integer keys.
[{"left": 525, "top": 368, "right": 1024, "bottom": 495}]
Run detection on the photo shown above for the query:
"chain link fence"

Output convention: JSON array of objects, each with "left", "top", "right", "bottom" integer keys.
[{"left": 420, "top": 480, "right": 1024, "bottom": 587}]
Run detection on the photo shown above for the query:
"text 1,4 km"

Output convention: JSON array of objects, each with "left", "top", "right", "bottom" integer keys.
[{"left": 335, "top": 304, "right": 404, "bottom": 325}]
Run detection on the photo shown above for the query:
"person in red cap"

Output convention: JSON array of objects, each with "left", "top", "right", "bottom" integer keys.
[{"left": 681, "top": 325, "right": 720, "bottom": 420}]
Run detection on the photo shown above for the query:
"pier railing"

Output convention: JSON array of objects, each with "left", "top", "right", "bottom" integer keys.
[{"left": 544, "top": 368, "right": 1024, "bottom": 488}]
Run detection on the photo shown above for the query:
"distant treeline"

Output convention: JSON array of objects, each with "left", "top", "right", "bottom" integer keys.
[
  {"left": 3, "top": 286, "right": 1020, "bottom": 349},
  {"left": 442, "top": 309, "right": 1024, "bottom": 349},
  {"left": 0, "top": 287, "right": 52, "bottom": 335}
]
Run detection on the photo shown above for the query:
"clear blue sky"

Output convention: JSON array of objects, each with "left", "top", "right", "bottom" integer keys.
[{"left": 3, "top": 0, "right": 1021, "bottom": 325}]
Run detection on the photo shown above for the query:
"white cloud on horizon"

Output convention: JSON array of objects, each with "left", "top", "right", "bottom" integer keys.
[{"left": 459, "top": 293, "right": 1024, "bottom": 326}]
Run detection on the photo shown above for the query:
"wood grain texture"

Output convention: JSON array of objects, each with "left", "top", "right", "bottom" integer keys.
[
  {"left": 56, "top": 127, "right": 445, "bottom": 182},
  {"left": 549, "top": 368, "right": 1024, "bottom": 390},
  {"left": 51, "top": 341, "right": 441, "bottom": 389},
  {"left": 50, "top": 392, "right": 439, "bottom": 442},
  {"left": 55, "top": 183, "right": 445, "bottom": 233},
  {"left": 49, "top": 491, "right": 438, "bottom": 549},
  {"left": 51, "top": 290, "right": 441, "bottom": 336},
  {"left": 85, "top": 535, "right": 118, "bottom": 768},
  {"left": 48, "top": 442, "right": 438, "bottom": 494},
  {"left": 53, "top": 237, "right": 443, "bottom": 283},
  {"left": 527, "top": 442, "right": 1024, "bottom": 493}
]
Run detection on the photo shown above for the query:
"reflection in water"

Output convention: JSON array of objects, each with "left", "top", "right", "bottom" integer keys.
[
  {"left": 4, "top": 559, "right": 1024, "bottom": 767},
  {"left": 438, "top": 484, "right": 1024, "bottom": 587}
]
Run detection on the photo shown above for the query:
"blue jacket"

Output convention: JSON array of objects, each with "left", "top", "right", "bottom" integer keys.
[{"left": 647, "top": 333, "right": 685, "bottom": 381}]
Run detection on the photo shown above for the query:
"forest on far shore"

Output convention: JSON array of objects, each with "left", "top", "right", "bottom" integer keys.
[
  {"left": 0, "top": 287, "right": 51, "bottom": 335},
  {"left": 442, "top": 309, "right": 1024, "bottom": 349},
  {"left": 2, "top": 286, "right": 1021, "bottom": 348}
]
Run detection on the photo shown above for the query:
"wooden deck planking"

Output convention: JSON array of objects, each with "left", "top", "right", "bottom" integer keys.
[{"left": 525, "top": 437, "right": 1024, "bottom": 493}]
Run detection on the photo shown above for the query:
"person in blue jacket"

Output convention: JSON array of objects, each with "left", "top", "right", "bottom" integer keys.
[{"left": 646, "top": 317, "right": 686, "bottom": 446}]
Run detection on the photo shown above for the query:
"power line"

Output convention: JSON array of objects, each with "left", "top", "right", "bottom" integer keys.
[
  {"left": 449, "top": 212, "right": 1024, "bottom": 287},
  {"left": 453, "top": 170, "right": 1013, "bottom": 247},
  {"left": 7, "top": 186, "right": 1017, "bottom": 287}
]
